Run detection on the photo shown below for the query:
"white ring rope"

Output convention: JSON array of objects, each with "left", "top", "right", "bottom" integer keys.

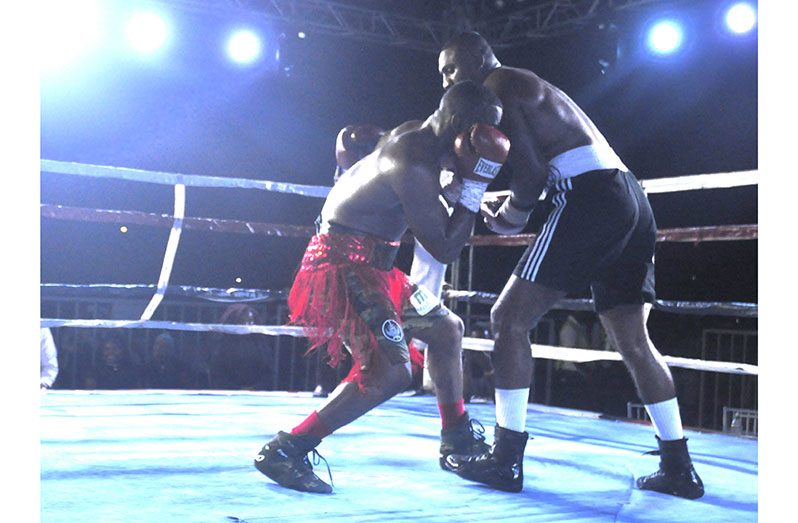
[
  {"left": 40, "top": 159, "right": 332, "bottom": 199},
  {"left": 41, "top": 159, "right": 757, "bottom": 199},
  {"left": 38, "top": 318, "right": 757, "bottom": 376},
  {"left": 639, "top": 169, "right": 758, "bottom": 194}
]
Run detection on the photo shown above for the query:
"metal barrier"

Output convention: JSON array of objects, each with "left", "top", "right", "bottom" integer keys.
[
  {"left": 723, "top": 407, "right": 758, "bottom": 437},
  {"left": 698, "top": 328, "right": 758, "bottom": 431},
  {"left": 627, "top": 402, "right": 651, "bottom": 422}
]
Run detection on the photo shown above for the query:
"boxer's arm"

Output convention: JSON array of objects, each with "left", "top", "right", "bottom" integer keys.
[
  {"left": 485, "top": 78, "right": 549, "bottom": 208},
  {"left": 480, "top": 79, "right": 548, "bottom": 234},
  {"left": 393, "top": 126, "right": 509, "bottom": 263},
  {"left": 394, "top": 160, "right": 477, "bottom": 264}
]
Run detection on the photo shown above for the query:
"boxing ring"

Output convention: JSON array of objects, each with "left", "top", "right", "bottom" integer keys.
[{"left": 40, "top": 159, "right": 758, "bottom": 521}]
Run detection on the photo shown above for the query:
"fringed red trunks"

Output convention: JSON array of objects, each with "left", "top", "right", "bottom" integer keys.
[{"left": 287, "top": 230, "right": 423, "bottom": 388}]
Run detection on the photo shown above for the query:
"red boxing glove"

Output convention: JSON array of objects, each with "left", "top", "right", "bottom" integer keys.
[
  {"left": 453, "top": 124, "right": 510, "bottom": 212},
  {"left": 335, "top": 124, "right": 385, "bottom": 171},
  {"left": 453, "top": 123, "right": 510, "bottom": 183}
]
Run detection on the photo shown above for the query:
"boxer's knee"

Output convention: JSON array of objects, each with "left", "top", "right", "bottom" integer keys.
[
  {"left": 614, "top": 331, "right": 656, "bottom": 364},
  {"left": 408, "top": 309, "right": 464, "bottom": 356},
  {"left": 378, "top": 362, "right": 413, "bottom": 398},
  {"left": 434, "top": 313, "right": 464, "bottom": 352},
  {"left": 354, "top": 358, "right": 412, "bottom": 401},
  {"left": 490, "top": 300, "right": 538, "bottom": 341}
]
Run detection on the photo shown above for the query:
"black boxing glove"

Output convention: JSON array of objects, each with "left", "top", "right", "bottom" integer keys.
[{"left": 453, "top": 123, "right": 510, "bottom": 212}]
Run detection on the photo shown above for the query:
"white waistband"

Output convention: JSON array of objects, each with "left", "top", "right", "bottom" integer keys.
[{"left": 547, "top": 144, "right": 628, "bottom": 183}]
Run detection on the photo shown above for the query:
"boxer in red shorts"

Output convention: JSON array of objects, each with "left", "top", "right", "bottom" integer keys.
[{"left": 254, "top": 80, "right": 510, "bottom": 493}]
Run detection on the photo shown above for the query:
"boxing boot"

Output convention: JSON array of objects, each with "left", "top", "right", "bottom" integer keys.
[
  {"left": 445, "top": 424, "right": 528, "bottom": 492},
  {"left": 637, "top": 436, "right": 704, "bottom": 499},
  {"left": 439, "top": 412, "right": 490, "bottom": 470},
  {"left": 254, "top": 431, "right": 332, "bottom": 494}
]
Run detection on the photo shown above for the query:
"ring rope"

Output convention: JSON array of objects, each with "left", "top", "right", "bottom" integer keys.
[
  {"left": 41, "top": 204, "right": 317, "bottom": 238},
  {"left": 40, "top": 283, "right": 757, "bottom": 317},
  {"left": 38, "top": 318, "right": 757, "bottom": 376},
  {"left": 41, "top": 204, "right": 757, "bottom": 244},
  {"left": 442, "top": 290, "right": 757, "bottom": 317},
  {"left": 41, "top": 159, "right": 332, "bottom": 199},
  {"left": 41, "top": 283, "right": 288, "bottom": 303},
  {"left": 41, "top": 159, "right": 756, "bottom": 199}
]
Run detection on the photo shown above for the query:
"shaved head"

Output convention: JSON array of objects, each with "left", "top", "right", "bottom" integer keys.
[{"left": 438, "top": 31, "right": 500, "bottom": 90}]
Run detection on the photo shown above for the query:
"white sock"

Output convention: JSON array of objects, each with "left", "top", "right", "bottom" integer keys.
[
  {"left": 644, "top": 397, "right": 685, "bottom": 441},
  {"left": 495, "top": 388, "right": 529, "bottom": 433}
]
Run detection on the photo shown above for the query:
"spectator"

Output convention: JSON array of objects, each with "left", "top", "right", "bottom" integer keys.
[
  {"left": 144, "top": 331, "right": 183, "bottom": 389},
  {"left": 210, "top": 304, "right": 272, "bottom": 390},
  {"left": 92, "top": 333, "right": 140, "bottom": 389},
  {"left": 53, "top": 329, "right": 96, "bottom": 389}
]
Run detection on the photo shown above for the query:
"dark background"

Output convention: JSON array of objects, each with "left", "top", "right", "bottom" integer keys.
[{"left": 40, "top": 0, "right": 757, "bottom": 304}]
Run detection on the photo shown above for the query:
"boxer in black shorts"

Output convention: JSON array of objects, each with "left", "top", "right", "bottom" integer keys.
[
  {"left": 514, "top": 168, "right": 656, "bottom": 313},
  {"left": 438, "top": 31, "right": 704, "bottom": 499}
]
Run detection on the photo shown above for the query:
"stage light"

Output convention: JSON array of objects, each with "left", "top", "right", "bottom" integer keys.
[
  {"left": 725, "top": 2, "right": 757, "bottom": 34},
  {"left": 39, "top": 0, "right": 103, "bottom": 71},
  {"left": 646, "top": 19, "right": 684, "bottom": 55},
  {"left": 226, "top": 29, "right": 262, "bottom": 65},
  {"left": 126, "top": 11, "right": 170, "bottom": 54}
]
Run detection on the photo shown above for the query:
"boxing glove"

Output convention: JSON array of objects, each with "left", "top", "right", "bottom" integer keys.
[
  {"left": 453, "top": 124, "right": 510, "bottom": 212},
  {"left": 335, "top": 124, "right": 385, "bottom": 171},
  {"left": 483, "top": 196, "right": 533, "bottom": 235}
]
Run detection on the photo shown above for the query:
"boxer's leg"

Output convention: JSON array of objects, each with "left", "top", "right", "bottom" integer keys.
[
  {"left": 255, "top": 270, "right": 411, "bottom": 494},
  {"left": 444, "top": 275, "right": 564, "bottom": 492},
  {"left": 406, "top": 304, "right": 491, "bottom": 469}
]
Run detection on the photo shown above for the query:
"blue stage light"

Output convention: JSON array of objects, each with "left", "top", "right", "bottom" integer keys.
[
  {"left": 226, "top": 29, "right": 262, "bottom": 65},
  {"left": 40, "top": 0, "right": 103, "bottom": 71},
  {"left": 126, "top": 11, "right": 170, "bottom": 54},
  {"left": 646, "top": 19, "right": 685, "bottom": 55},
  {"left": 725, "top": 2, "right": 757, "bottom": 35}
]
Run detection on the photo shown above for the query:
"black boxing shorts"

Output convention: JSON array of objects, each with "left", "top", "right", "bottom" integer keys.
[{"left": 513, "top": 168, "right": 656, "bottom": 312}]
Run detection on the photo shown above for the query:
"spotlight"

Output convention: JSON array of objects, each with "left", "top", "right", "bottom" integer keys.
[
  {"left": 724, "top": 2, "right": 757, "bottom": 35},
  {"left": 126, "top": 11, "right": 170, "bottom": 54},
  {"left": 39, "top": 0, "right": 103, "bottom": 71},
  {"left": 646, "top": 19, "right": 685, "bottom": 56},
  {"left": 226, "top": 29, "right": 262, "bottom": 65}
]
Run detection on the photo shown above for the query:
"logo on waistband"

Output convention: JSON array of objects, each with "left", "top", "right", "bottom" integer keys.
[{"left": 381, "top": 319, "right": 404, "bottom": 343}]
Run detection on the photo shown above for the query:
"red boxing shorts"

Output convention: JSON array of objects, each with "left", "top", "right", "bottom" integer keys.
[{"left": 287, "top": 230, "right": 423, "bottom": 388}]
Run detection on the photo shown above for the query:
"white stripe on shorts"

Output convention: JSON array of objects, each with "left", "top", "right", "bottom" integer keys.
[{"left": 520, "top": 179, "right": 572, "bottom": 281}]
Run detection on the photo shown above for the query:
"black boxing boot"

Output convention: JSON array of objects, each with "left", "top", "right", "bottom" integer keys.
[
  {"left": 439, "top": 412, "right": 490, "bottom": 470},
  {"left": 254, "top": 431, "right": 332, "bottom": 494},
  {"left": 637, "top": 436, "right": 704, "bottom": 499},
  {"left": 445, "top": 424, "right": 529, "bottom": 492}
]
